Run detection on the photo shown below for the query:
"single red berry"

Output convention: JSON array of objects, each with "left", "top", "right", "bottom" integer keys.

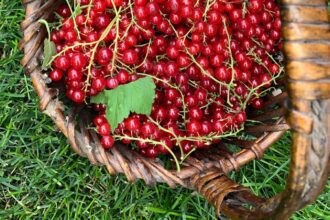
[
  {"left": 181, "top": 141, "right": 194, "bottom": 153},
  {"left": 67, "top": 68, "right": 83, "bottom": 81},
  {"left": 252, "top": 98, "right": 264, "bottom": 109},
  {"left": 56, "top": 4, "right": 71, "bottom": 18},
  {"left": 92, "top": 76, "right": 106, "bottom": 92},
  {"left": 70, "top": 53, "right": 86, "bottom": 70},
  {"left": 49, "top": 69, "right": 63, "bottom": 81},
  {"left": 93, "top": 13, "right": 111, "bottom": 29},
  {"left": 125, "top": 117, "right": 141, "bottom": 132},
  {"left": 167, "top": 106, "right": 180, "bottom": 121},
  {"left": 106, "top": 0, "right": 123, "bottom": 8},
  {"left": 93, "top": 0, "right": 106, "bottom": 13},
  {"left": 146, "top": 147, "right": 159, "bottom": 158},
  {"left": 212, "top": 120, "right": 227, "bottom": 134},
  {"left": 157, "top": 137, "right": 173, "bottom": 154},
  {"left": 188, "top": 107, "right": 203, "bottom": 120},
  {"left": 65, "top": 30, "right": 77, "bottom": 43},
  {"left": 106, "top": 77, "right": 119, "bottom": 89},
  {"left": 122, "top": 49, "right": 138, "bottom": 65},
  {"left": 62, "top": 18, "right": 74, "bottom": 30},
  {"left": 153, "top": 107, "right": 167, "bottom": 121},
  {"left": 136, "top": 140, "right": 149, "bottom": 149},
  {"left": 201, "top": 121, "right": 213, "bottom": 134},
  {"left": 186, "top": 119, "right": 201, "bottom": 135},
  {"left": 235, "top": 112, "right": 247, "bottom": 124},
  {"left": 101, "top": 136, "right": 114, "bottom": 149},
  {"left": 54, "top": 55, "right": 71, "bottom": 70},
  {"left": 116, "top": 70, "right": 130, "bottom": 84},
  {"left": 141, "top": 122, "right": 156, "bottom": 137},
  {"left": 98, "top": 123, "right": 111, "bottom": 136},
  {"left": 93, "top": 115, "right": 106, "bottom": 126},
  {"left": 71, "top": 89, "right": 85, "bottom": 103}
]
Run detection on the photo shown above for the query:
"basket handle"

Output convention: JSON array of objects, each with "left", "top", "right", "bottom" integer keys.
[{"left": 191, "top": 1, "right": 330, "bottom": 219}]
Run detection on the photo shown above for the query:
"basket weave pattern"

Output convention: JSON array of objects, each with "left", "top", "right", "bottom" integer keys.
[{"left": 20, "top": 0, "right": 330, "bottom": 219}]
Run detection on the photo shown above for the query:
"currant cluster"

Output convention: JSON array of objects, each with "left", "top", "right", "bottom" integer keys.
[{"left": 48, "top": 0, "right": 282, "bottom": 160}]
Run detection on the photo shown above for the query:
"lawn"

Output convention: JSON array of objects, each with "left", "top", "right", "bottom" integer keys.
[{"left": 0, "top": 0, "right": 329, "bottom": 219}]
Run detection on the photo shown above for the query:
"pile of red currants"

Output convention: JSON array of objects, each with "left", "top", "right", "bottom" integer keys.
[{"left": 47, "top": 0, "right": 283, "bottom": 161}]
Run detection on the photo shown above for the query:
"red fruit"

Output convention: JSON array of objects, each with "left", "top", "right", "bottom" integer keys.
[
  {"left": 248, "top": 0, "right": 263, "bottom": 13},
  {"left": 96, "top": 48, "right": 112, "bottom": 65},
  {"left": 153, "top": 107, "right": 167, "bottom": 121},
  {"left": 125, "top": 34, "right": 137, "bottom": 47},
  {"left": 65, "top": 30, "right": 77, "bottom": 43},
  {"left": 62, "top": 19, "right": 74, "bottom": 30},
  {"left": 259, "top": 74, "right": 272, "bottom": 88},
  {"left": 165, "top": 88, "right": 180, "bottom": 101},
  {"left": 70, "top": 53, "right": 86, "bottom": 70},
  {"left": 135, "top": 0, "right": 147, "bottom": 6},
  {"left": 166, "top": 46, "right": 179, "bottom": 60},
  {"left": 92, "top": 76, "right": 106, "bottom": 92},
  {"left": 215, "top": 66, "right": 231, "bottom": 82},
  {"left": 141, "top": 122, "right": 156, "bottom": 137},
  {"left": 194, "top": 88, "right": 207, "bottom": 101},
  {"left": 186, "top": 120, "right": 201, "bottom": 135},
  {"left": 101, "top": 135, "right": 115, "bottom": 149},
  {"left": 136, "top": 140, "right": 149, "bottom": 149},
  {"left": 181, "top": 141, "right": 194, "bottom": 153},
  {"left": 146, "top": 147, "right": 159, "bottom": 158},
  {"left": 106, "top": 0, "right": 122, "bottom": 7},
  {"left": 212, "top": 120, "right": 227, "bottom": 134},
  {"left": 98, "top": 123, "right": 111, "bottom": 136},
  {"left": 121, "top": 136, "right": 132, "bottom": 145},
  {"left": 49, "top": 69, "right": 63, "bottom": 81},
  {"left": 176, "top": 53, "right": 190, "bottom": 68},
  {"left": 122, "top": 49, "right": 138, "bottom": 65},
  {"left": 71, "top": 90, "right": 85, "bottom": 103},
  {"left": 47, "top": 0, "right": 283, "bottom": 158},
  {"left": 67, "top": 68, "right": 82, "bottom": 81},
  {"left": 134, "top": 6, "right": 148, "bottom": 19},
  {"left": 56, "top": 4, "right": 71, "bottom": 18},
  {"left": 146, "top": 2, "right": 159, "bottom": 15},
  {"left": 93, "top": 115, "right": 106, "bottom": 126},
  {"left": 185, "top": 95, "right": 198, "bottom": 107},
  {"left": 188, "top": 107, "right": 203, "bottom": 120},
  {"left": 201, "top": 121, "right": 212, "bottom": 134},
  {"left": 50, "top": 32, "right": 60, "bottom": 43},
  {"left": 106, "top": 77, "right": 119, "bottom": 89},
  {"left": 165, "top": 0, "right": 180, "bottom": 13},
  {"left": 157, "top": 137, "right": 173, "bottom": 154},
  {"left": 54, "top": 55, "right": 70, "bottom": 70},
  {"left": 125, "top": 117, "right": 141, "bottom": 132},
  {"left": 86, "top": 32, "right": 99, "bottom": 42},
  {"left": 167, "top": 106, "right": 180, "bottom": 121},
  {"left": 252, "top": 98, "right": 264, "bottom": 109},
  {"left": 210, "top": 54, "right": 223, "bottom": 67},
  {"left": 93, "top": 0, "right": 106, "bottom": 12},
  {"left": 208, "top": 10, "right": 221, "bottom": 24},
  {"left": 269, "top": 64, "right": 280, "bottom": 74},
  {"left": 170, "top": 13, "right": 182, "bottom": 25},
  {"left": 235, "top": 112, "right": 247, "bottom": 124},
  {"left": 116, "top": 70, "right": 130, "bottom": 84}
]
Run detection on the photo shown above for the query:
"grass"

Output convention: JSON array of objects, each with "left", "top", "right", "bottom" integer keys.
[{"left": 0, "top": 0, "right": 329, "bottom": 219}]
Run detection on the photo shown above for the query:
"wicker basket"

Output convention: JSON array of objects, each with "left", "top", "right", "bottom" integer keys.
[{"left": 20, "top": 0, "right": 330, "bottom": 219}]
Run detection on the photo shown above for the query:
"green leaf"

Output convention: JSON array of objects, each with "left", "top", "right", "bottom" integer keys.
[
  {"left": 73, "top": 5, "right": 82, "bottom": 17},
  {"left": 42, "top": 39, "right": 56, "bottom": 70},
  {"left": 91, "top": 77, "right": 156, "bottom": 130}
]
